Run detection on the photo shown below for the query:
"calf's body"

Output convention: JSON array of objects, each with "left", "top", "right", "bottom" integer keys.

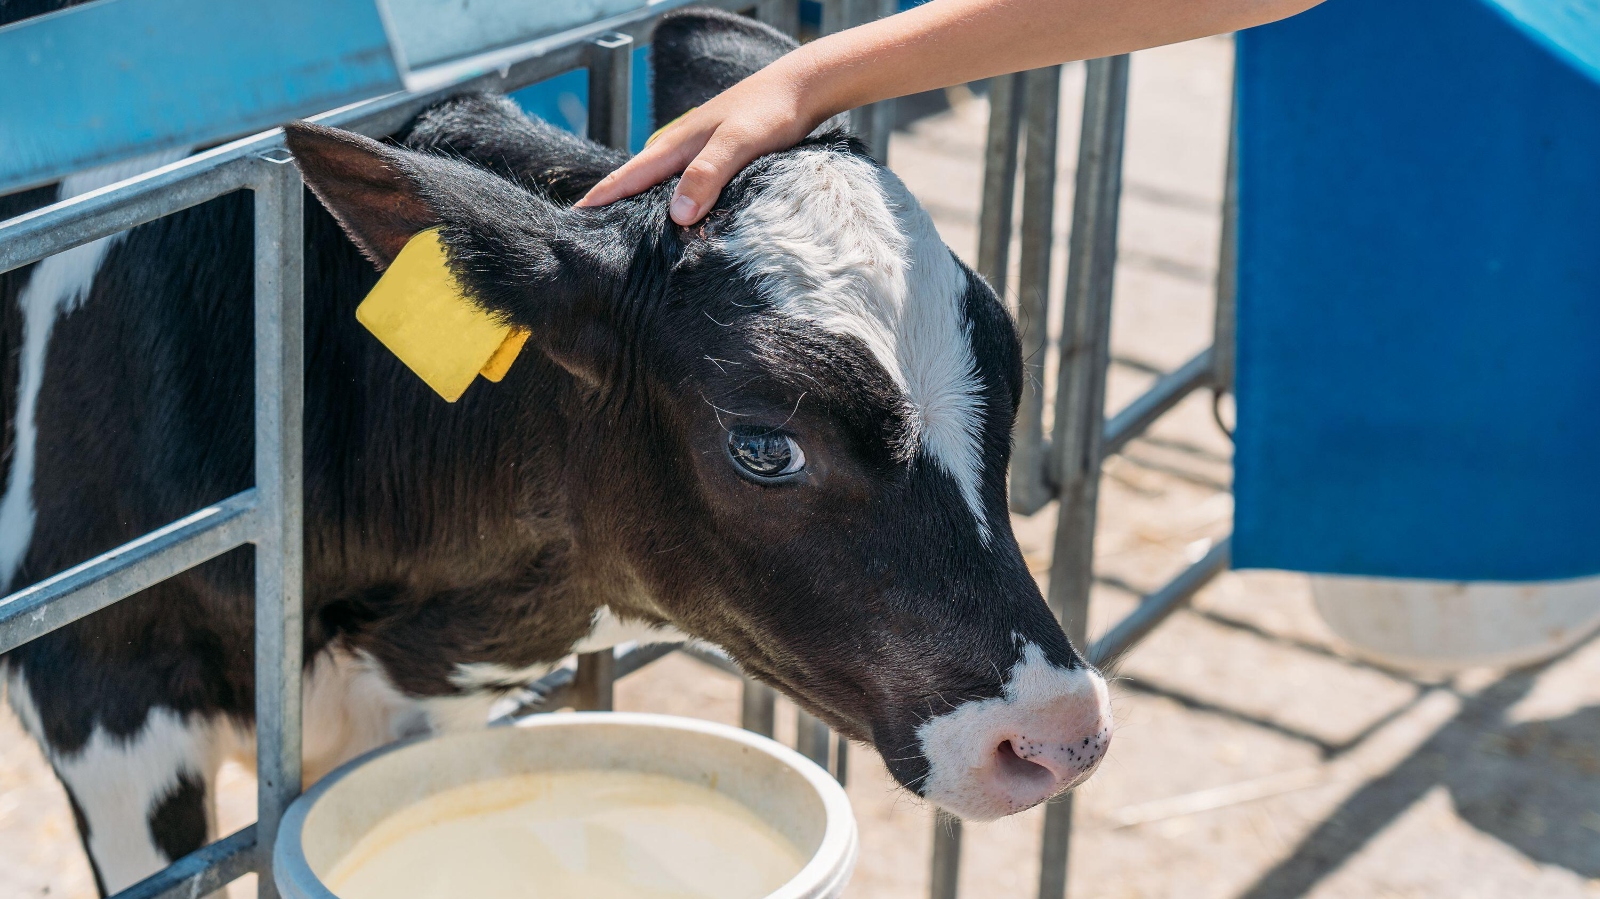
[{"left": 0, "top": 10, "right": 1109, "bottom": 894}]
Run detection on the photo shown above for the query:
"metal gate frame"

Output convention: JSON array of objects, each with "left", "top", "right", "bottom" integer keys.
[
  {"left": 926, "top": 47, "right": 1240, "bottom": 899},
  {"left": 0, "top": 2, "right": 1234, "bottom": 897}
]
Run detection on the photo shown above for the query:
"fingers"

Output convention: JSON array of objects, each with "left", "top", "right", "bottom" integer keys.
[
  {"left": 577, "top": 125, "right": 764, "bottom": 226},
  {"left": 576, "top": 73, "right": 814, "bottom": 225},
  {"left": 576, "top": 135, "right": 700, "bottom": 209}
]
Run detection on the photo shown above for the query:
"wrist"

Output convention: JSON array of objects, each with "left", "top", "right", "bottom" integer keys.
[{"left": 772, "top": 38, "right": 862, "bottom": 130}]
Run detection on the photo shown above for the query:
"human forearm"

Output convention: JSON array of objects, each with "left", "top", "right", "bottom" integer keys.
[
  {"left": 580, "top": 0, "right": 1324, "bottom": 223},
  {"left": 795, "top": 0, "right": 1319, "bottom": 117}
]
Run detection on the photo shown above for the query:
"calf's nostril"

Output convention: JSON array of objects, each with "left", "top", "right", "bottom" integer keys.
[{"left": 994, "top": 739, "right": 1054, "bottom": 786}]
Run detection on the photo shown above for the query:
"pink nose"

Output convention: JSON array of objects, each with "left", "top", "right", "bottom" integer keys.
[
  {"left": 916, "top": 648, "right": 1113, "bottom": 821},
  {"left": 983, "top": 700, "right": 1112, "bottom": 805}
]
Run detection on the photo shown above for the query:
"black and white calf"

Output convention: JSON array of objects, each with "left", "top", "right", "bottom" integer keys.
[{"left": 0, "top": 9, "right": 1110, "bottom": 894}]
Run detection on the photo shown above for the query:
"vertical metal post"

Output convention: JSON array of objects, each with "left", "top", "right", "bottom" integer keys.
[
  {"left": 820, "top": 0, "right": 848, "bottom": 35},
  {"left": 845, "top": 0, "right": 897, "bottom": 162},
  {"left": 756, "top": 0, "right": 801, "bottom": 37},
  {"left": 1009, "top": 65, "right": 1064, "bottom": 515},
  {"left": 934, "top": 68, "right": 1030, "bottom": 895},
  {"left": 586, "top": 33, "right": 633, "bottom": 151},
  {"left": 252, "top": 152, "right": 304, "bottom": 899},
  {"left": 740, "top": 678, "right": 777, "bottom": 737},
  {"left": 796, "top": 708, "right": 831, "bottom": 769},
  {"left": 1212, "top": 57, "right": 1239, "bottom": 397},
  {"left": 573, "top": 650, "right": 616, "bottom": 711},
  {"left": 976, "top": 72, "right": 1026, "bottom": 296},
  {"left": 833, "top": 733, "right": 849, "bottom": 786},
  {"left": 573, "top": 32, "right": 633, "bottom": 714},
  {"left": 1038, "top": 54, "right": 1130, "bottom": 899},
  {"left": 929, "top": 810, "right": 963, "bottom": 899}
]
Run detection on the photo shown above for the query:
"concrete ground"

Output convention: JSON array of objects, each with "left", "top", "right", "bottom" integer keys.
[{"left": 5, "top": 33, "right": 1600, "bottom": 899}]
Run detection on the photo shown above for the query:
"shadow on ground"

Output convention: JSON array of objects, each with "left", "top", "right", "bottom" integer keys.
[{"left": 1232, "top": 645, "right": 1600, "bottom": 897}]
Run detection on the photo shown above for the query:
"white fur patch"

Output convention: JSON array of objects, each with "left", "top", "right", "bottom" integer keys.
[
  {"left": 915, "top": 642, "right": 1112, "bottom": 821},
  {"left": 300, "top": 647, "right": 427, "bottom": 784},
  {"left": 573, "top": 606, "right": 688, "bottom": 653},
  {"left": 4, "top": 668, "right": 223, "bottom": 894},
  {"left": 724, "top": 150, "right": 990, "bottom": 542},
  {"left": 449, "top": 659, "right": 559, "bottom": 692},
  {"left": 0, "top": 150, "right": 190, "bottom": 591},
  {"left": 2, "top": 647, "right": 429, "bottom": 892},
  {"left": 448, "top": 609, "right": 683, "bottom": 692}
]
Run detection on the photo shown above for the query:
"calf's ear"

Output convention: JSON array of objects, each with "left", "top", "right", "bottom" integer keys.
[
  {"left": 283, "top": 123, "right": 441, "bottom": 268},
  {"left": 651, "top": 9, "right": 797, "bottom": 128},
  {"left": 285, "top": 122, "right": 647, "bottom": 384}
]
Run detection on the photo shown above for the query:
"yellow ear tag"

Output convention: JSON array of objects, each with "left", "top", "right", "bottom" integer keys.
[{"left": 355, "top": 228, "right": 530, "bottom": 402}]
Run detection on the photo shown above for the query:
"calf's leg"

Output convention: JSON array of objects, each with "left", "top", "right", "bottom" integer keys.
[{"left": 4, "top": 668, "right": 229, "bottom": 896}]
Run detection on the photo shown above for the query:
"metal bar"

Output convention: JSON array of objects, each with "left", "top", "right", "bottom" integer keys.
[
  {"left": 844, "top": 0, "right": 897, "bottom": 162},
  {"left": 503, "top": 642, "right": 682, "bottom": 718},
  {"left": 0, "top": 4, "right": 766, "bottom": 896},
  {"left": 1, "top": 0, "right": 757, "bottom": 212},
  {"left": 572, "top": 31, "right": 634, "bottom": 714},
  {"left": 681, "top": 643, "right": 744, "bottom": 677},
  {"left": 1039, "top": 54, "right": 1130, "bottom": 899},
  {"left": 756, "top": 0, "right": 801, "bottom": 36},
  {"left": 929, "top": 810, "right": 963, "bottom": 899},
  {"left": 0, "top": 492, "right": 256, "bottom": 656},
  {"left": 0, "top": 156, "right": 255, "bottom": 274},
  {"left": 1089, "top": 538, "right": 1232, "bottom": 669},
  {"left": 614, "top": 642, "right": 682, "bottom": 678},
  {"left": 585, "top": 32, "right": 633, "bottom": 150},
  {"left": 1046, "top": 53, "right": 1131, "bottom": 639},
  {"left": 0, "top": 0, "right": 401, "bottom": 195},
  {"left": 976, "top": 72, "right": 1026, "bottom": 295},
  {"left": 741, "top": 678, "right": 778, "bottom": 737},
  {"left": 833, "top": 733, "right": 849, "bottom": 785},
  {"left": 111, "top": 826, "right": 257, "bottom": 899},
  {"left": 252, "top": 154, "right": 305, "bottom": 899},
  {"left": 1038, "top": 796, "right": 1076, "bottom": 899},
  {"left": 1101, "top": 348, "right": 1216, "bottom": 458},
  {"left": 796, "top": 709, "right": 831, "bottom": 769},
  {"left": 868, "top": 0, "right": 900, "bottom": 164},
  {"left": 1009, "top": 65, "right": 1064, "bottom": 515},
  {"left": 573, "top": 650, "right": 617, "bottom": 711},
  {"left": 1212, "top": 69, "right": 1239, "bottom": 397}
]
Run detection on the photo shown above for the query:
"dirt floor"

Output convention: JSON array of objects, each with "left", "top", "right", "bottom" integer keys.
[{"left": 5, "top": 32, "right": 1600, "bottom": 899}]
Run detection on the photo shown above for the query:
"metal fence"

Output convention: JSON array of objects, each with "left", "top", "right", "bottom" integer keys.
[
  {"left": 0, "top": 1, "right": 1235, "bottom": 897},
  {"left": 927, "top": 48, "right": 1238, "bottom": 899}
]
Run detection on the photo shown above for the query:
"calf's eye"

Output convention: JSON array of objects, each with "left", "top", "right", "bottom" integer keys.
[{"left": 726, "top": 427, "right": 806, "bottom": 482}]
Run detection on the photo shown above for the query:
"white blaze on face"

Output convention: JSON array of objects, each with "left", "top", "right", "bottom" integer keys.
[{"left": 723, "top": 149, "right": 991, "bottom": 542}]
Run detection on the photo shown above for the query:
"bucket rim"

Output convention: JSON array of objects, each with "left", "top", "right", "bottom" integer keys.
[{"left": 271, "top": 710, "right": 859, "bottom": 899}]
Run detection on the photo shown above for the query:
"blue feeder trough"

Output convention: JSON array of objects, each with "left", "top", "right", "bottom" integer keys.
[{"left": 1233, "top": 0, "right": 1600, "bottom": 669}]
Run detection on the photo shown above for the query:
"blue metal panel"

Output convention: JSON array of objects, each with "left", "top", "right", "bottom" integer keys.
[
  {"left": 1233, "top": 0, "right": 1600, "bottom": 580},
  {"left": 0, "top": 0, "right": 402, "bottom": 192},
  {"left": 1485, "top": 0, "right": 1600, "bottom": 82},
  {"left": 510, "top": 44, "right": 655, "bottom": 152},
  {"left": 384, "top": 0, "right": 645, "bottom": 69}
]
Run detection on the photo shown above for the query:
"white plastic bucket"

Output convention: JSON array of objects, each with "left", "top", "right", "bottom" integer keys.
[
  {"left": 1311, "top": 574, "right": 1600, "bottom": 673},
  {"left": 273, "top": 712, "right": 857, "bottom": 899}
]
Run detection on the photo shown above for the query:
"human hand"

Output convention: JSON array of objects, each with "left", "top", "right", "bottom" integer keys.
[{"left": 576, "top": 61, "right": 832, "bottom": 225}]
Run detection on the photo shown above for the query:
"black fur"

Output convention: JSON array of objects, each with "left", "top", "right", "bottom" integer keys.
[
  {"left": 148, "top": 772, "right": 208, "bottom": 864},
  {"left": 62, "top": 783, "right": 107, "bottom": 897},
  {"left": 2, "top": 10, "right": 1084, "bottom": 890},
  {"left": 650, "top": 8, "right": 799, "bottom": 127}
]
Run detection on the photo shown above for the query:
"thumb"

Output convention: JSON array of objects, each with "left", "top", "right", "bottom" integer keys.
[{"left": 669, "top": 130, "right": 757, "bottom": 225}]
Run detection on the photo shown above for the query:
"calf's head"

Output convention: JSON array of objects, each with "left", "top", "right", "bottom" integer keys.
[{"left": 285, "top": 9, "right": 1110, "bottom": 822}]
